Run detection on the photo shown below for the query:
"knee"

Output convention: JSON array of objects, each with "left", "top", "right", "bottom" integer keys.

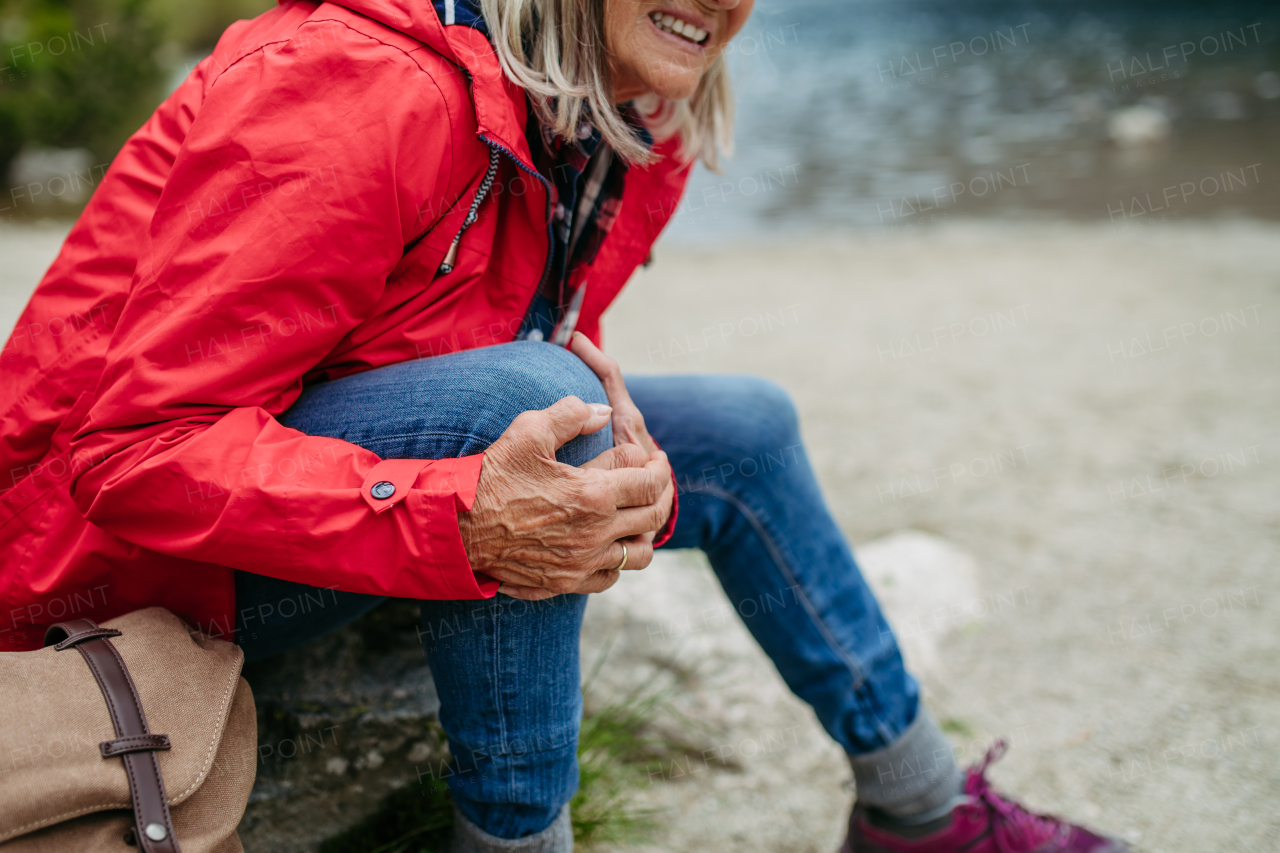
[
  {"left": 422, "top": 341, "right": 607, "bottom": 460},
  {"left": 705, "top": 376, "right": 802, "bottom": 461},
  {"left": 480, "top": 342, "right": 609, "bottom": 465},
  {"left": 487, "top": 341, "right": 608, "bottom": 412}
]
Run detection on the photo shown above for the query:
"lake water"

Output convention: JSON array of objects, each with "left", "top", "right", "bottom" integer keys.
[{"left": 667, "top": 0, "right": 1279, "bottom": 241}]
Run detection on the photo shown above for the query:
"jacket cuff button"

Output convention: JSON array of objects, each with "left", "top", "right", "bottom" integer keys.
[{"left": 370, "top": 481, "right": 396, "bottom": 500}]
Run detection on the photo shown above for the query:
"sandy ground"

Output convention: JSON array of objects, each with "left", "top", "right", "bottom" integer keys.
[{"left": 3, "top": 220, "right": 1277, "bottom": 852}]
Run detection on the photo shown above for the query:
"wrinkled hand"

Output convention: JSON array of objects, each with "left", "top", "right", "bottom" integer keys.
[
  {"left": 457, "top": 396, "right": 670, "bottom": 601},
  {"left": 571, "top": 331, "right": 675, "bottom": 533}
]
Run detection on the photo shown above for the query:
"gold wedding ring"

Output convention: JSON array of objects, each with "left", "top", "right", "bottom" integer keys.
[{"left": 614, "top": 543, "right": 628, "bottom": 571}]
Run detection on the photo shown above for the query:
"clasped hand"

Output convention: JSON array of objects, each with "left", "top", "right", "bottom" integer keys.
[{"left": 456, "top": 334, "right": 674, "bottom": 600}]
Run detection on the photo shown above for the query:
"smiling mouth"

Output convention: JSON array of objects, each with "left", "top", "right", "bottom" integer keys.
[{"left": 649, "top": 11, "right": 710, "bottom": 46}]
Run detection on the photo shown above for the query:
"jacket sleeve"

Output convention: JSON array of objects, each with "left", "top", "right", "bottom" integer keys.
[
  {"left": 649, "top": 435, "right": 677, "bottom": 548},
  {"left": 69, "top": 23, "right": 498, "bottom": 600}
]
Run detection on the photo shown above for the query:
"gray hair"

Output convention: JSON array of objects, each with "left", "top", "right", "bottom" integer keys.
[{"left": 479, "top": 0, "right": 734, "bottom": 170}]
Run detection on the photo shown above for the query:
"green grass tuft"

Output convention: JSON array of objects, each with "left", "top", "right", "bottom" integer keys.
[{"left": 320, "top": 641, "right": 701, "bottom": 851}]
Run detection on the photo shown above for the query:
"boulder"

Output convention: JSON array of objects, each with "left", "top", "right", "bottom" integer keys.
[{"left": 237, "top": 600, "right": 447, "bottom": 853}]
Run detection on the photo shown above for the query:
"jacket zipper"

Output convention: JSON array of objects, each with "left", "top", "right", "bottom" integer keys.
[
  {"left": 475, "top": 134, "right": 557, "bottom": 295},
  {"left": 437, "top": 146, "right": 499, "bottom": 274}
]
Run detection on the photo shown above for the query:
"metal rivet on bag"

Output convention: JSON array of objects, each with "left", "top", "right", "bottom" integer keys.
[
  {"left": 371, "top": 481, "right": 396, "bottom": 499},
  {"left": 144, "top": 823, "right": 168, "bottom": 841}
]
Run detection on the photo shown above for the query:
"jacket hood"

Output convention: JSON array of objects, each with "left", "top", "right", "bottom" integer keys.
[{"left": 324, "top": 0, "right": 534, "bottom": 165}]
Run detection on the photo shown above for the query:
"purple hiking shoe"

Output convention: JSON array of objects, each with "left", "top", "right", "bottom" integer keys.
[{"left": 842, "top": 741, "right": 1129, "bottom": 853}]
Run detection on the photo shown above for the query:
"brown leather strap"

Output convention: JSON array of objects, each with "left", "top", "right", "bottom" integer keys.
[
  {"left": 45, "top": 619, "right": 181, "bottom": 853},
  {"left": 101, "top": 734, "right": 172, "bottom": 758},
  {"left": 52, "top": 626, "right": 122, "bottom": 650}
]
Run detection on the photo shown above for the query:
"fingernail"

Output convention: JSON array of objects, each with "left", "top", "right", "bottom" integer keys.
[{"left": 589, "top": 404, "right": 612, "bottom": 417}]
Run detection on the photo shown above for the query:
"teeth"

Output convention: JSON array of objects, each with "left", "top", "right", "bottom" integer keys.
[{"left": 649, "top": 11, "right": 707, "bottom": 45}]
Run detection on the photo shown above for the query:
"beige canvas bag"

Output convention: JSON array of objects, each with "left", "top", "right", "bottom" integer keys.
[{"left": 0, "top": 607, "right": 257, "bottom": 853}]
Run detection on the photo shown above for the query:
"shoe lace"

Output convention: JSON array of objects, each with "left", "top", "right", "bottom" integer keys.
[{"left": 965, "top": 740, "right": 1072, "bottom": 853}]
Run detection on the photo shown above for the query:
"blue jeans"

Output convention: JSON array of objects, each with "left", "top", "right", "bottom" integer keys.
[{"left": 236, "top": 341, "right": 918, "bottom": 839}]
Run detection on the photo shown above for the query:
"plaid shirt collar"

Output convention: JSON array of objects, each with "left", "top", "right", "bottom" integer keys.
[{"left": 433, "top": 0, "right": 653, "bottom": 336}]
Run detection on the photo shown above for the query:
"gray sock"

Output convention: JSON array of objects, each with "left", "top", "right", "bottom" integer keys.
[
  {"left": 450, "top": 804, "right": 573, "bottom": 853},
  {"left": 848, "top": 709, "right": 966, "bottom": 823}
]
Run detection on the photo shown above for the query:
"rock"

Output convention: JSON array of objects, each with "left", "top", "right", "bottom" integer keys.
[
  {"left": 236, "top": 599, "right": 448, "bottom": 853},
  {"left": 577, "top": 533, "right": 982, "bottom": 853},
  {"left": 858, "top": 530, "right": 982, "bottom": 676},
  {"left": 580, "top": 549, "right": 851, "bottom": 853},
  {"left": 1202, "top": 91, "right": 1246, "bottom": 121},
  {"left": 233, "top": 531, "right": 981, "bottom": 852},
  {"left": 1107, "top": 104, "right": 1171, "bottom": 146},
  {"left": 1256, "top": 71, "right": 1280, "bottom": 100}
]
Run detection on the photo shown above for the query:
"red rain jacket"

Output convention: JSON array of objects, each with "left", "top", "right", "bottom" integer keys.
[{"left": 0, "top": 0, "right": 689, "bottom": 651}]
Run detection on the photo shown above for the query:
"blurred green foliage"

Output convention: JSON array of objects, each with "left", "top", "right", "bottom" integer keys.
[
  {"left": 0, "top": 0, "right": 163, "bottom": 177},
  {"left": 148, "top": 0, "right": 274, "bottom": 54},
  {"left": 0, "top": 0, "right": 271, "bottom": 183}
]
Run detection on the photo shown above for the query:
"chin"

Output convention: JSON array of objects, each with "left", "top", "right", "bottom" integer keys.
[{"left": 639, "top": 65, "right": 703, "bottom": 101}]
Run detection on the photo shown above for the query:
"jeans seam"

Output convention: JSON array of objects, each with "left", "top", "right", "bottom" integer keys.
[
  {"left": 699, "top": 483, "right": 902, "bottom": 747},
  {"left": 487, "top": 602, "right": 512, "bottom": 799},
  {"left": 358, "top": 430, "right": 495, "bottom": 448},
  {"left": 699, "top": 483, "right": 869, "bottom": 686}
]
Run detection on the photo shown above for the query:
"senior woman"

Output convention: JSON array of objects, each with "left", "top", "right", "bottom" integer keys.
[{"left": 0, "top": 0, "right": 1124, "bottom": 851}]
